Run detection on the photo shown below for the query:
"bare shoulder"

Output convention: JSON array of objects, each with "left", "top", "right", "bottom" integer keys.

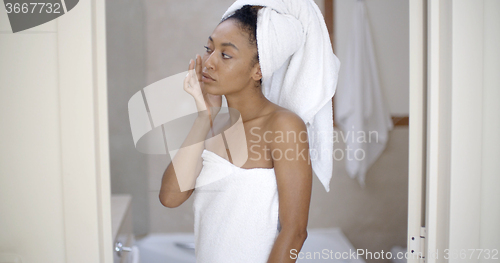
[{"left": 268, "top": 108, "right": 307, "bottom": 134}]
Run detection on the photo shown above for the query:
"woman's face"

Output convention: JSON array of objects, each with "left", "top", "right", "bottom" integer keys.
[{"left": 201, "top": 19, "right": 261, "bottom": 95}]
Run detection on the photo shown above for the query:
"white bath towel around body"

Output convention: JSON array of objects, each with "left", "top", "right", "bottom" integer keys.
[{"left": 193, "top": 149, "right": 280, "bottom": 263}]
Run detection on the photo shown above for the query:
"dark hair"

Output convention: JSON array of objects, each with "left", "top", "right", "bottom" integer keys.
[{"left": 221, "top": 5, "right": 263, "bottom": 86}]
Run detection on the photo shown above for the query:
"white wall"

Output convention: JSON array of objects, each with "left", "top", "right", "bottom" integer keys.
[
  {"left": 332, "top": 2, "right": 409, "bottom": 262},
  {"left": 106, "top": 0, "right": 150, "bottom": 237}
]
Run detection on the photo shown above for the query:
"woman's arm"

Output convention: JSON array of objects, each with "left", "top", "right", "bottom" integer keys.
[
  {"left": 159, "top": 113, "right": 212, "bottom": 208},
  {"left": 159, "top": 55, "right": 221, "bottom": 208},
  {"left": 267, "top": 111, "right": 312, "bottom": 263}
]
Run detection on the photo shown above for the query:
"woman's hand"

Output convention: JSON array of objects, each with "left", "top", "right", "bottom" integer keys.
[{"left": 183, "top": 54, "right": 222, "bottom": 119}]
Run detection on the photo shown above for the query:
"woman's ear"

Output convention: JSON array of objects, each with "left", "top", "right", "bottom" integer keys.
[{"left": 252, "top": 63, "right": 262, "bottom": 81}]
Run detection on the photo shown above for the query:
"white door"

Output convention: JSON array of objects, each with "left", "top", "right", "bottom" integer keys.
[
  {"left": 407, "top": 1, "right": 426, "bottom": 262},
  {"left": 408, "top": 1, "right": 500, "bottom": 263},
  {"left": 0, "top": 0, "right": 112, "bottom": 262}
]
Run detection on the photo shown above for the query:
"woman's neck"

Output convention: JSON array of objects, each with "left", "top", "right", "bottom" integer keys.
[{"left": 225, "top": 85, "right": 272, "bottom": 124}]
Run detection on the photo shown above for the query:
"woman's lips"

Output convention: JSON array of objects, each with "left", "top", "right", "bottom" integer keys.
[{"left": 202, "top": 73, "right": 215, "bottom": 82}]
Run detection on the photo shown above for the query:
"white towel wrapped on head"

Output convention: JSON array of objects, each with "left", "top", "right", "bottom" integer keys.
[{"left": 222, "top": 0, "right": 341, "bottom": 192}]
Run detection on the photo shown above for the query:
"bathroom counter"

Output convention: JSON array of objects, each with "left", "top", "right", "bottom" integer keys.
[{"left": 111, "top": 194, "right": 132, "bottom": 243}]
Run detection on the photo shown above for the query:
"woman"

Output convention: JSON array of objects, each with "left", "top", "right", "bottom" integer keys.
[{"left": 159, "top": 5, "right": 312, "bottom": 263}]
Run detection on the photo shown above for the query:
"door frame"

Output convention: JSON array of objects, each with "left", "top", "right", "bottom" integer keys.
[
  {"left": 58, "top": 0, "right": 113, "bottom": 261},
  {"left": 86, "top": 0, "right": 445, "bottom": 262},
  {"left": 407, "top": 0, "right": 427, "bottom": 261},
  {"left": 408, "top": 1, "right": 497, "bottom": 263}
]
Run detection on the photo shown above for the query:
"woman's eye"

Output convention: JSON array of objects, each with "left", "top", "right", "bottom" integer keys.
[{"left": 204, "top": 46, "right": 230, "bottom": 59}]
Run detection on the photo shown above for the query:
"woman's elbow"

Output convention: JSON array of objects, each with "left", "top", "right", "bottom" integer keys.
[
  {"left": 159, "top": 189, "right": 193, "bottom": 208},
  {"left": 291, "top": 226, "right": 308, "bottom": 242},
  {"left": 158, "top": 192, "right": 180, "bottom": 208},
  {"left": 282, "top": 227, "right": 308, "bottom": 241}
]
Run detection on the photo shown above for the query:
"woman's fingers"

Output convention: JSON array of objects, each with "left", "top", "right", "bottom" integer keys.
[
  {"left": 184, "top": 59, "right": 196, "bottom": 93},
  {"left": 196, "top": 54, "right": 203, "bottom": 83},
  {"left": 196, "top": 54, "right": 206, "bottom": 96},
  {"left": 184, "top": 56, "right": 212, "bottom": 114},
  {"left": 187, "top": 59, "right": 197, "bottom": 88},
  {"left": 184, "top": 57, "right": 207, "bottom": 102}
]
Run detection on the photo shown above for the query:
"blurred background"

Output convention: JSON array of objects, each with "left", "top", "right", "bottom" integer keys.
[{"left": 106, "top": 0, "right": 409, "bottom": 262}]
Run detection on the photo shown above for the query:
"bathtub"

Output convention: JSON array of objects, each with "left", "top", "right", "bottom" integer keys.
[{"left": 135, "top": 228, "right": 365, "bottom": 263}]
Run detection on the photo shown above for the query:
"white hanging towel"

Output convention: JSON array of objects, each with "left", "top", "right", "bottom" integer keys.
[{"left": 334, "top": 0, "right": 393, "bottom": 187}]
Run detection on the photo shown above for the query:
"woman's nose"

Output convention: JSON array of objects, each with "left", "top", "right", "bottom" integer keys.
[{"left": 204, "top": 52, "right": 216, "bottom": 70}]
